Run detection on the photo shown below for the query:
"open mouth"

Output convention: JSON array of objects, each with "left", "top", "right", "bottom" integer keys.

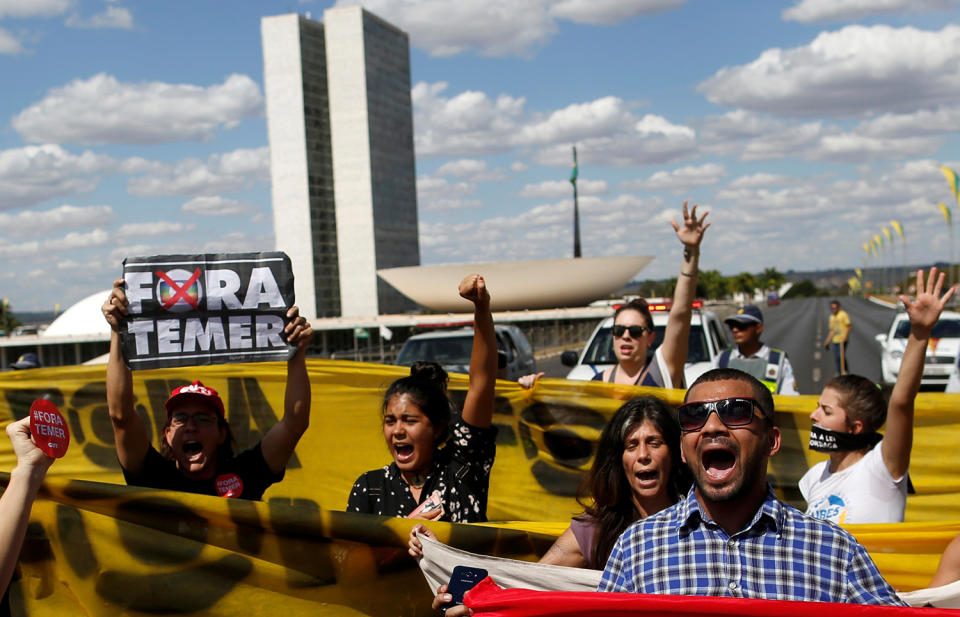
[
  {"left": 634, "top": 470, "right": 659, "bottom": 484},
  {"left": 183, "top": 441, "right": 203, "bottom": 456},
  {"left": 701, "top": 448, "right": 736, "bottom": 481},
  {"left": 394, "top": 443, "right": 414, "bottom": 463}
]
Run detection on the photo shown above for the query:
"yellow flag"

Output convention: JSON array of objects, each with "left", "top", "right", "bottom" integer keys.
[
  {"left": 874, "top": 233, "right": 883, "bottom": 249},
  {"left": 889, "top": 220, "right": 903, "bottom": 240},
  {"left": 939, "top": 202, "right": 952, "bottom": 226},
  {"left": 943, "top": 166, "right": 960, "bottom": 205},
  {"left": 882, "top": 227, "right": 892, "bottom": 243}
]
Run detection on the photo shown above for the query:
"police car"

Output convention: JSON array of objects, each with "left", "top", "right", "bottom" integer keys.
[
  {"left": 877, "top": 310, "right": 960, "bottom": 390},
  {"left": 561, "top": 302, "right": 730, "bottom": 385}
]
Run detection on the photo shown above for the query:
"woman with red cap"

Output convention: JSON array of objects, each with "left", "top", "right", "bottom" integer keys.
[{"left": 102, "top": 277, "right": 313, "bottom": 500}]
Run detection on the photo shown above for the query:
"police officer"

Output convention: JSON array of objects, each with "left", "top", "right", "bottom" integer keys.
[{"left": 713, "top": 305, "right": 798, "bottom": 395}]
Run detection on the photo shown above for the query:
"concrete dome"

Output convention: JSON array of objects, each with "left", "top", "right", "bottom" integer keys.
[
  {"left": 42, "top": 289, "right": 112, "bottom": 338},
  {"left": 378, "top": 256, "right": 653, "bottom": 313}
]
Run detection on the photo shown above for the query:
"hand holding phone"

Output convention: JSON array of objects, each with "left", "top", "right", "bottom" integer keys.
[
  {"left": 441, "top": 565, "right": 487, "bottom": 611},
  {"left": 407, "top": 490, "right": 444, "bottom": 519}
]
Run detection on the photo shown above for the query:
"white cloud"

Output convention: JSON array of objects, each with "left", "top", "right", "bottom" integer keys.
[
  {"left": 414, "top": 83, "right": 698, "bottom": 165},
  {"left": 0, "top": 26, "right": 24, "bottom": 54},
  {"left": 519, "top": 179, "right": 607, "bottom": 198},
  {"left": 510, "top": 161, "right": 528, "bottom": 172},
  {"left": 0, "top": 204, "right": 113, "bottom": 238},
  {"left": 622, "top": 164, "right": 726, "bottom": 192},
  {"left": 182, "top": 195, "right": 256, "bottom": 216},
  {"left": 334, "top": 0, "right": 682, "bottom": 57},
  {"left": 0, "top": 0, "right": 72, "bottom": 19},
  {"left": 126, "top": 147, "right": 269, "bottom": 197},
  {"left": 783, "top": 0, "right": 958, "bottom": 23},
  {"left": 856, "top": 105, "right": 960, "bottom": 139},
  {"left": 416, "top": 175, "right": 483, "bottom": 211},
  {"left": 699, "top": 25, "right": 960, "bottom": 117},
  {"left": 435, "top": 159, "right": 487, "bottom": 177},
  {"left": 549, "top": 0, "right": 685, "bottom": 25},
  {"left": 60, "top": 228, "right": 110, "bottom": 249},
  {"left": 0, "top": 145, "right": 112, "bottom": 210},
  {"left": 725, "top": 173, "right": 794, "bottom": 189},
  {"left": 116, "top": 222, "right": 194, "bottom": 237},
  {"left": 66, "top": 5, "right": 133, "bottom": 29},
  {"left": 13, "top": 73, "right": 263, "bottom": 144}
]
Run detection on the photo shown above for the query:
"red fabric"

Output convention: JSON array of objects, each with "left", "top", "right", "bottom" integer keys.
[{"left": 464, "top": 577, "right": 953, "bottom": 617}]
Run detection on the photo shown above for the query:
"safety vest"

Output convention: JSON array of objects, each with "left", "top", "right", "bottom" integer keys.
[{"left": 718, "top": 347, "right": 785, "bottom": 393}]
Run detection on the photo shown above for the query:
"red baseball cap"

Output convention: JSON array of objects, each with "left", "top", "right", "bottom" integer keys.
[{"left": 165, "top": 381, "right": 225, "bottom": 418}]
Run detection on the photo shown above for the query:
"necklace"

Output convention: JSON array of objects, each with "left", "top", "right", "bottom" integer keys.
[{"left": 406, "top": 473, "right": 426, "bottom": 489}]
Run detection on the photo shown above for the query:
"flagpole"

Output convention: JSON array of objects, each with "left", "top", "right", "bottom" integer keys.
[{"left": 571, "top": 145, "right": 581, "bottom": 258}]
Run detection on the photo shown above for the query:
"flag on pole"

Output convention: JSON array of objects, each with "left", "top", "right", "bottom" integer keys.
[
  {"left": 939, "top": 202, "right": 953, "bottom": 225},
  {"left": 943, "top": 166, "right": 960, "bottom": 205},
  {"left": 882, "top": 226, "right": 892, "bottom": 243},
  {"left": 890, "top": 220, "right": 904, "bottom": 240},
  {"left": 862, "top": 242, "right": 870, "bottom": 254},
  {"left": 874, "top": 233, "right": 883, "bottom": 249},
  {"left": 378, "top": 324, "right": 393, "bottom": 341},
  {"left": 570, "top": 147, "right": 578, "bottom": 185}
]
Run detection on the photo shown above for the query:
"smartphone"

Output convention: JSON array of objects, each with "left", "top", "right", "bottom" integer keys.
[
  {"left": 407, "top": 490, "right": 444, "bottom": 518},
  {"left": 441, "top": 565, "right": 488, "bottom": 610}
]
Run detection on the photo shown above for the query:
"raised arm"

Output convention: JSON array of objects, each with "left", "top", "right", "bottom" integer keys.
[
  {"left": 261, "top": 306, "right": 314, "bottom": 474},
  {"left": 459, "top": 274, "right": 497, "bottom": 428},
  {"left": 884, "top": 268, "right": 955, "bottom": 480},
  {"left": 103, "top": 277, "right": 150, "bottom": 474},
  {"left": 0, "top": 418, "right": 55, "bottom": 598},
  {"left": 662, "top": 201, "right": 709, "bottom": 387}
]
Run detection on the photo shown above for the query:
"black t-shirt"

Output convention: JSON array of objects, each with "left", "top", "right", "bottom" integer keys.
[
  {"left": 122, "top": 442, "right": 284, "bottom": 501},
  {"left": 346, "top": 419, "right": 497, "bottom": 522}
]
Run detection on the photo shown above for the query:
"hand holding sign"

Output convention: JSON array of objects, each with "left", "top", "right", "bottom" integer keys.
[
  {"left": 28, "top": 399, "right": 70, "bottom": 459},
  {"left": 102, "top": 277, "right": 129, "bottom": 333}
]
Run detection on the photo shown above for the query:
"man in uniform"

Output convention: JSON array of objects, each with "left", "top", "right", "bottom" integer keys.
[{"left": 713, "top": 305, "right": 798, "bottom": 395}]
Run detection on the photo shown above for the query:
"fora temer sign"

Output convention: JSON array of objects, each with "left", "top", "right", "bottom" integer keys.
[{"left": 119, "top": 252, "right": 296, "bottom": 370}]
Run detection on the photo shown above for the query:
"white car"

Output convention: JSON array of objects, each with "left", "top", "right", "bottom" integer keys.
[
  {"left": 561, "top": 308, "right": 730, "bottom": 385},
  {"left": 876, "top": 311, "right": 960, "bottom": 389}
]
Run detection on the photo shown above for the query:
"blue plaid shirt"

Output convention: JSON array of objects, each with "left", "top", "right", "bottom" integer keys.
[{"left": 598, "top": 486, "right": 905, "bottom": 605}]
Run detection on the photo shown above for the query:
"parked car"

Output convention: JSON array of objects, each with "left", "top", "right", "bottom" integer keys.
[
  {"left": 766, "top": 292, "right": 780, "bottom": 307},
  {"left": 395, "top": 324, "right": 536, "bottom": 382},
  {"left": 561, "top": 307, "right": 730, "bottom": 385},
  {"left": 877, "top": 310, "right": 960, "bottom": 389}
]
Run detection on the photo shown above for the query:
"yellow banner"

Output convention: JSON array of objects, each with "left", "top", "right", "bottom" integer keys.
[{"left": 1, "top": 361, "right": 960, "bottom": 614}]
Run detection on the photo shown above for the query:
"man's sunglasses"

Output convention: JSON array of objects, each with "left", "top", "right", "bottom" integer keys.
[
  {"left": 728, "top": 322, "right": 758, "bottom": 330},
  {"left": 677, "top": 397, "right": 761, "bottom": 432},
  {"left": 612, "top": 325, "right": 651, "bottom": 338}
]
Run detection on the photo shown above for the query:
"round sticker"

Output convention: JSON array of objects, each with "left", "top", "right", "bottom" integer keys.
[
  {"left": 215, "top": 473, "right": 243, "bottom": 498},
  {"left": 29, "top": 399, "right": 70, "bottom": 459}
]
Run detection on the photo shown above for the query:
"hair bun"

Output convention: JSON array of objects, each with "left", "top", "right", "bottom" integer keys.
[{"left": 409, "top": 361, "right": 449, "bottom": 391}]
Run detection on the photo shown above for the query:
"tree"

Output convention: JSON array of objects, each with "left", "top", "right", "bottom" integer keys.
[
  {"left": 760, "top": 267, "right": 786, "bottom": 291},
  {"left": 732, "top": 272, "right": 757, "bottom": 297},
  {"left": 697, "top": 270, "right": 730, "bottom": 300},
  {"left": 0, "top": 300, "right": 20, "bottom": 335}
]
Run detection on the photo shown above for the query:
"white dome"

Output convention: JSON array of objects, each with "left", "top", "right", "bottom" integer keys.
[{"left": 42, "top": 289, "right": 112, "bottom": 338}]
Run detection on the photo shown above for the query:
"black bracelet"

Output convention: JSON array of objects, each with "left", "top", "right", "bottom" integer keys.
[{"left": 680, "top": 270, "right": 696, "bottom": 277}]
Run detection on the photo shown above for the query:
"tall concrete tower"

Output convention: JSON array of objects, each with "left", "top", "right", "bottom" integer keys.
[{"left": 261, "top": 7, "right": 419, "bottom": 319}]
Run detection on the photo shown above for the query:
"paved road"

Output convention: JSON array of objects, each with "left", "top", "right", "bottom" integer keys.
[
  {"left": 538, "top": 297, "right": 900, "bottom": 394},
  {"left": 743, "top": 296, "right": 897, "bottom": 395}
]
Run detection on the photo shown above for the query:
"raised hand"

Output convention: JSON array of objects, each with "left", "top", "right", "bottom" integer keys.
[
  {"left": 284, "top": 306, "right": 314, "bottom": 352},
  {"left": 900, "top": 267, "right": 957, "bottom": 338},
  {"left": 670, "top": 200, "right": 710, "bottom": 250},
  {"left": 101, "top": 278, "right": 129, "bottom": 333},
  {"left": 458, "top": 274, "right": 490, "bottom": 309}
]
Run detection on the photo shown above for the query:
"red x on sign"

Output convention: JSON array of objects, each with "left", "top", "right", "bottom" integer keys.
[{"left": 155, "top": 268, "right": 202, "bottom": 310}]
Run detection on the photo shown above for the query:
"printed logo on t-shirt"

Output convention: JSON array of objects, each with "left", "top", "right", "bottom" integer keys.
[
  {"left": 809, "top": 494, "right": 846, "bottom": 524},
  {"left": 215, "top": 473, "right": 243, "bottom": 498}
]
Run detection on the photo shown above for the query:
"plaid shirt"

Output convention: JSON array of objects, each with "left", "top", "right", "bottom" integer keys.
[{"left": 598, "top": 486, "right": 905, "bottom": 605}]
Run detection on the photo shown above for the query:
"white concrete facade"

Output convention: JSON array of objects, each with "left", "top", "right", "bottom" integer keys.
[
  {"left": 262, "top": 15, "right": 318, "bottom": 319},
  {"left": 324, "top": 8, "right": 379, "bottom": 318}
]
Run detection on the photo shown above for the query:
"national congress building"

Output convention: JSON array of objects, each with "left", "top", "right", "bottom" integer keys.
[{"left": 261, "top": 7, "right": 419, "bottom": 320}]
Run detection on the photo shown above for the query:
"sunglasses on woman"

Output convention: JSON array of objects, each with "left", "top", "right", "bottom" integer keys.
[
  {"left": 612, "top": 324, "right": 651, "bottom": 338},
  {"left": 676, "top": 397, "right": 761, "bottom": 432}
]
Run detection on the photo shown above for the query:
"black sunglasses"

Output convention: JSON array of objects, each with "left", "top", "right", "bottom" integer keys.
[
  {"left": 612, "top": 324, "right": 651, "bottom": 338},
  {"left": 728, "top": 321, "right": 757, "bottom": 330},
  {"left": 677, "top": 397, "right": 761, "bottom": 432}
]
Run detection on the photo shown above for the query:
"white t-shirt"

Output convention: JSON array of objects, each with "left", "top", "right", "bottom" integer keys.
[{"left": 799, "top": 443, "right": 907, "bottom": 524}]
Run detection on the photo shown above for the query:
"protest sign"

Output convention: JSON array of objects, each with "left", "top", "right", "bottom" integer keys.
[{"left": 119, "top": 252, "right": 296, "bottom": 369}]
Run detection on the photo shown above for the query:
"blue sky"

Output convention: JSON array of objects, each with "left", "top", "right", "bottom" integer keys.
[{"left": 3, "top": 0, "right": 960, "bottom": 312}]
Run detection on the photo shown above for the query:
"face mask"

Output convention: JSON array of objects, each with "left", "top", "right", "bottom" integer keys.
[{"left": 808, "top": 424, "right": 882, "bottom": 453}]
